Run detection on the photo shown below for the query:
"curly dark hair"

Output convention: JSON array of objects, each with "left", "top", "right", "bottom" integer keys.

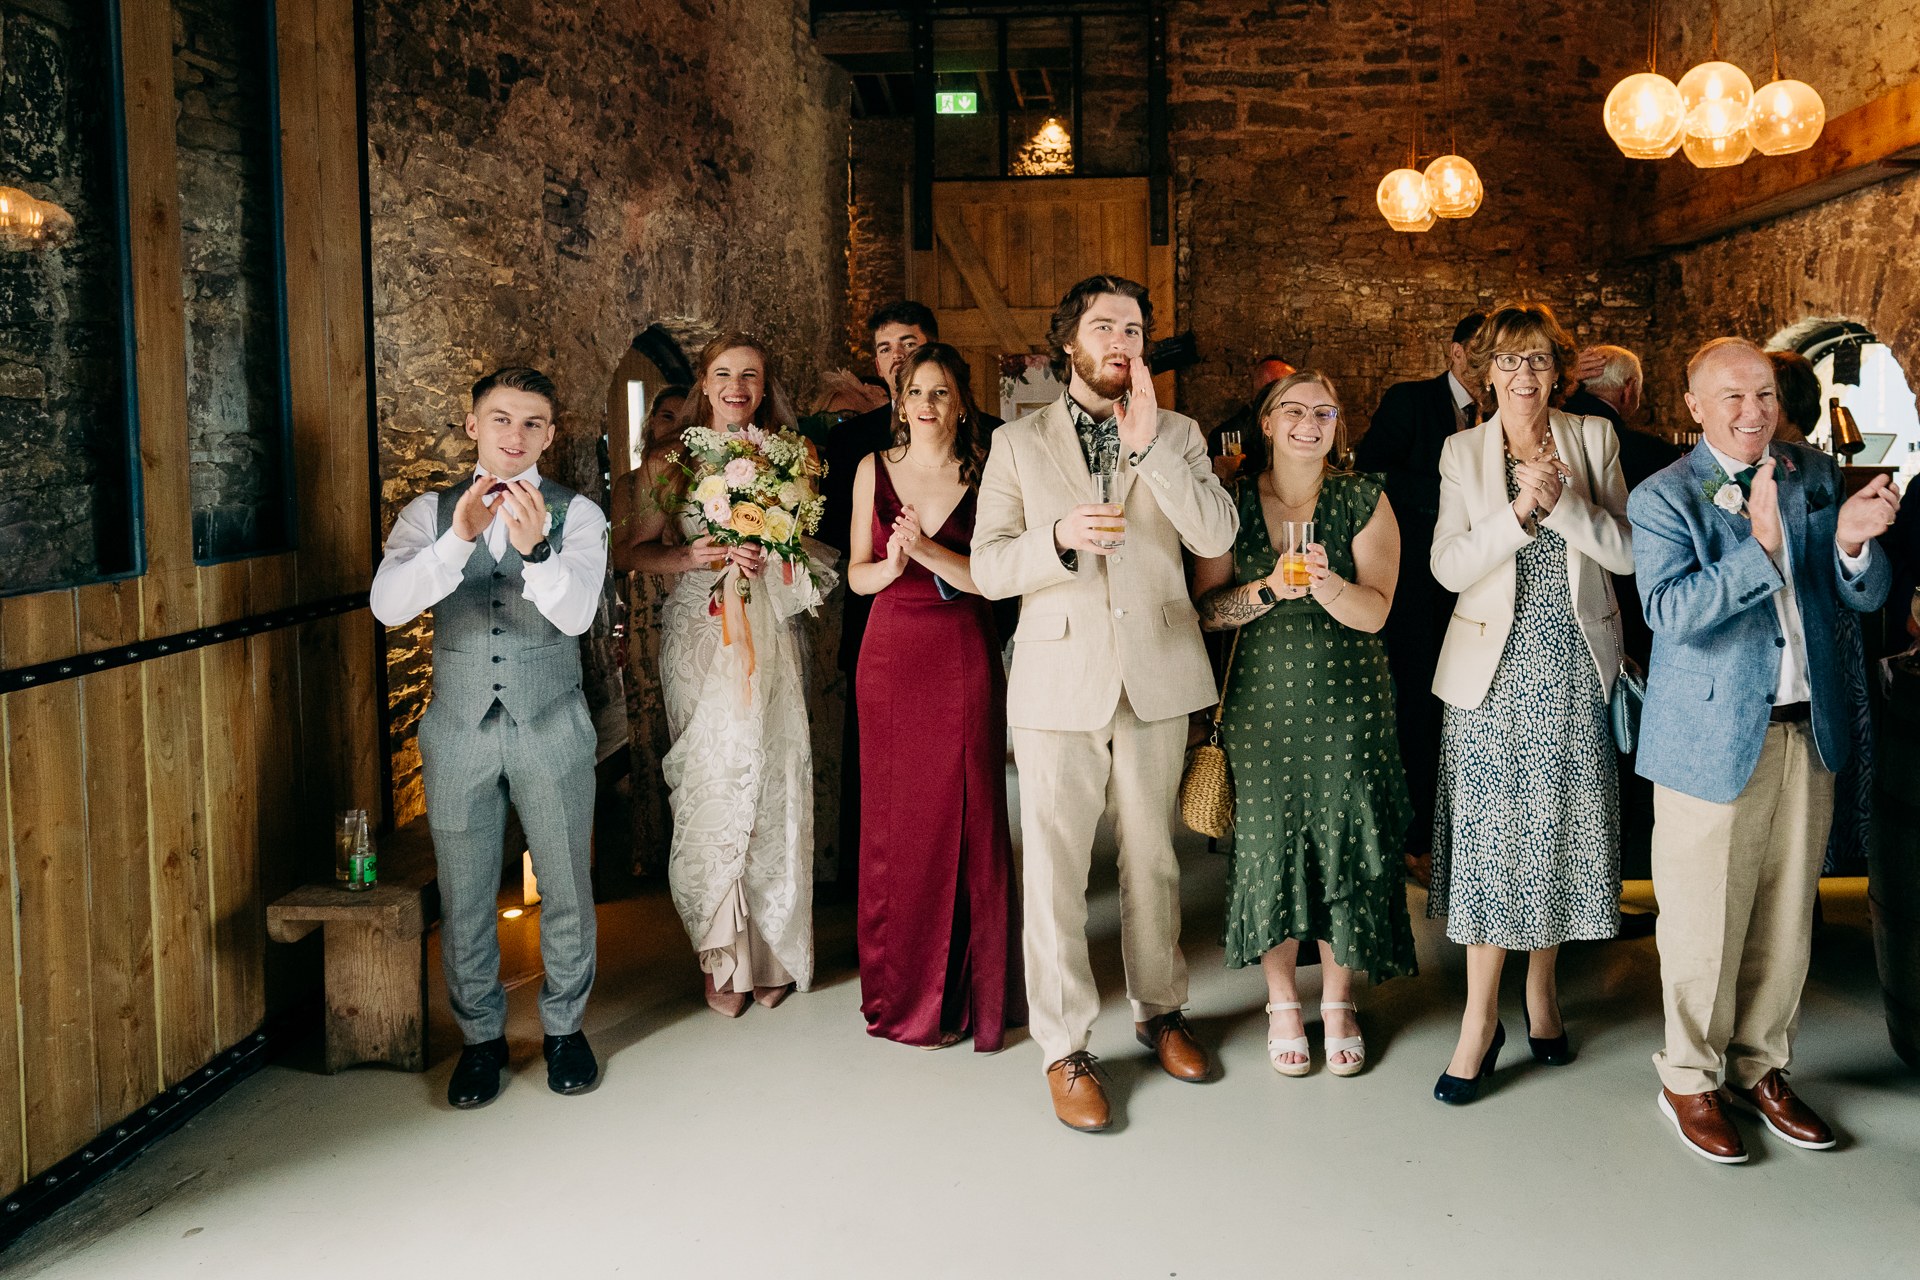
[
  {"left": 889, "top": 343, "right": 989, "bottom": 489},
  {"left": 1046, "top": 274, "right": 1154, "bottom": 383}
]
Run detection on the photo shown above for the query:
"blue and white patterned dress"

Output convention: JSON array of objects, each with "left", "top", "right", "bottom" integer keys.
[{"left": 1427, "top": 455, "right": 1621, "bottom": 949}]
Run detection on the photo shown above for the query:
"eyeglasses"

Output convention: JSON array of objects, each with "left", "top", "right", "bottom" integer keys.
[
  {"left": 1492, "top": 353, "right": 1556, "bottom": 372},
  {"left": 1276, "top": 404, "right": 1340, "bottom": 425}
]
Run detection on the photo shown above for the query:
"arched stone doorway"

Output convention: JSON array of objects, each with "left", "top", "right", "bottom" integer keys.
[{"left": 1770, "top": 319, "right": 1920, "bottom": 488}]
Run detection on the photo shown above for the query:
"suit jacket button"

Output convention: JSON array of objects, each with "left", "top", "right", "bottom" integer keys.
[
  {"left": 1765, "top": 693, "right": 1775, "bottom": 704},
  {"left": 1775, "top": 637, "right": 1785, "bottom": 647}
]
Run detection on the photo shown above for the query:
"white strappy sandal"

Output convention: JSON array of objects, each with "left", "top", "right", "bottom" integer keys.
[
  {"left": 1265, "top": 1001, "right": 1311, "bottom": 1076},
  {"left": 1321, "top": 1001, "right": 1367, "bottom": 1077}
]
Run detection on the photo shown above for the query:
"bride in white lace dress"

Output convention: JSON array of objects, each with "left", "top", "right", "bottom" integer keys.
[{"left": 622, "top": 333, "right": 836, "bottom": 1016}]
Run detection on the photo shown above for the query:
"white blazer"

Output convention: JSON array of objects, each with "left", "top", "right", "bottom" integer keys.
[{"left": 1429, "top": 408, "right": 1634, "bottom": 710}]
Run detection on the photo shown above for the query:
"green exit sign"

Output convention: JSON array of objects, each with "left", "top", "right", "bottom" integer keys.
[{"left": 936, "top": 92, "right": 978, "bottom": 115}]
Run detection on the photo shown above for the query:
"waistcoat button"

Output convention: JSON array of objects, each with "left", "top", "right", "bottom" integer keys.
[
  {"left": 492, "top": 655, "right": 503, "bottom": 663},
  {"left": 492, "top": 628, "right": 503, "bottom": 635},
  {"left": 492, "top": 683, "right": 503, "bottom": 691},
  {"left": 492, "top": 572, "right": 504, "bottom": 580}
]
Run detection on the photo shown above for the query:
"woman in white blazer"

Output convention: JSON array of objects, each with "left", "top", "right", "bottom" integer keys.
[{"left": 1424, "top": 302, "right": 1634, "bottom": 1105}]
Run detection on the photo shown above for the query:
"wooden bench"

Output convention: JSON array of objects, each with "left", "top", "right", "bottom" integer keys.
[{"left": 268, "top": 819, "right": 440, "bottom": 1073}]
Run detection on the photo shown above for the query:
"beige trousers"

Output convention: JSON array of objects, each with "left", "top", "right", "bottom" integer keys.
[
  {"left": 1012, "top": 689, "right": 1189, "bottom": 1069},
  {"left": 1650, "top": 719, "right": 1834, "bottom": 1095}
]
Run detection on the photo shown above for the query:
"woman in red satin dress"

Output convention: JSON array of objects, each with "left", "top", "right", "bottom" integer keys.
[{"left": 846, "top": 343, "right": 1026, "bottom": 1051}]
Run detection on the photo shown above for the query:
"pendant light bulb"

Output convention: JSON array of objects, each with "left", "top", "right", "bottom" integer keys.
[
  {"left": 1423, "top": 154, "right": 1483, "bottom": 218},
  {"left": 1682, "top": 127, "right": 1754, "bottom": 168},
  {"left": 1746, "top": 78, "right": 1825, "bottom": 155},
  {"left": 1377, "top": 168, "right": 1435, "bottom": 232},
  {"left": 1677, "top": 61, "right": 1754, "bottom": 139},
  {"left": 1602, "top": 72, "right": 1685, "bottom": 158}
]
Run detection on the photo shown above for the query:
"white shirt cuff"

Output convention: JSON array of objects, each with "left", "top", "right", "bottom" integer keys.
[
  {"left": 1836, "top": 539, "right": 1872, "bottom": 578},
  {"left": 433, "top": 528, "right": 477, "bottom": 569}
]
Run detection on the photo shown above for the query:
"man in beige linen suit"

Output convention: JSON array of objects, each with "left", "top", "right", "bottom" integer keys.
[{"left": 972, "top": 275, "right": 1239, "bottom": 1132}]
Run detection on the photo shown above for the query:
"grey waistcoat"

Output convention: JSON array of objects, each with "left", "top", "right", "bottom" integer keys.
[{"left": 430, "top": 478, "right": 584, "bottom": 728}]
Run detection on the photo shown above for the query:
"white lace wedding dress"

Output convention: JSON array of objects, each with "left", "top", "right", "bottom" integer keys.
[{"left": 660, "top": 510, "right": 835, "bottom": 992}]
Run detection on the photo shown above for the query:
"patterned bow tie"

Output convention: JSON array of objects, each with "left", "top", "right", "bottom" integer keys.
[{"left": 1729, "top": 465, "right": 1757, "bottom": 496}]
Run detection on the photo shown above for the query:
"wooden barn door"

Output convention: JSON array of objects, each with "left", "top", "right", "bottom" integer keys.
[{"left": 907, "top": 177, "right": 1175, "bottom": 419}]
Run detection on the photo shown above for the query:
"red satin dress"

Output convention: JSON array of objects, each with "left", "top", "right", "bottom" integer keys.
[{"left": 856, "top": 457, "right": 1026, "bottom": 1051}]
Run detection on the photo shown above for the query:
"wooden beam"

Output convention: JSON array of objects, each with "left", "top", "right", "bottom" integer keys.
[
  {"left": 933, "top": 204, "right": 1032, "bottom": 352},
  {"left": 1632, "top": 79, "right": 1920, "bottom": 254}
]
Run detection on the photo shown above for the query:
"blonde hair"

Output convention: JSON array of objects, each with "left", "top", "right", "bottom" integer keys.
[{"left": 1250, "top": 370, "right": 1354, "bottom": 480}]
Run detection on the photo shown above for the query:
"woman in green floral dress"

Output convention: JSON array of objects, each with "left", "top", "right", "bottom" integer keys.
[{"left": 1194, "top": 371, "right": 1418, "bottom": 1077}]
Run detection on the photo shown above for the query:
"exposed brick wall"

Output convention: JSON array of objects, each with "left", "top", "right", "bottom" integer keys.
[
  {"left": 366, "top": 0, "right": 850, "bottom": 826},
  {"left": 1168, "top": 0, "right": 1656, "bottom": 434},
  {"left": 1644, "top": 170, "right": 1920, "bottom": 430}
]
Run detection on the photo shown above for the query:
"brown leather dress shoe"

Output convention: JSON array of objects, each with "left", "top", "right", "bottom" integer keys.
[
  {"left": 1658, "top": 1087, "right": 1747, "bottom": 1164},
  {"left": 1135, "top": 1011, "right": 1212, "bottom": 1082},
  {"left": 1046, "top": 1051, "right": 1111, "bottom": 1132},
  {"left": 1728, "top": 1070, "right": 1836, "bottom": 1150}
]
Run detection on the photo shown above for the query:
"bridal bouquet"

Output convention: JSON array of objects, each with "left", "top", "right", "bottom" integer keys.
[{"left": 654, "top": 419, "right": 830, "bottom": 625}]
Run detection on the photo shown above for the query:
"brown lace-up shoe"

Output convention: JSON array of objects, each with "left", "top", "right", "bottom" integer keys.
[
  {"left": 1658, "top": 1088, "right": 1748, "bottom": 1164},
  {"left": 1046, "top": 1051, "right": 1111, "bottom": 1132},
  {"left": 1135, "top": 1011, "right": 1212, "bottom": 1082},
  {"left": 1727, "top": 1070, "right": 1836, "bottom": 1150}
]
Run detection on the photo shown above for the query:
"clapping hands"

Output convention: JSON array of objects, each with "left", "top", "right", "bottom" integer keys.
[{"left": 883, "top": 504, "right": 923, "bottom": 578}]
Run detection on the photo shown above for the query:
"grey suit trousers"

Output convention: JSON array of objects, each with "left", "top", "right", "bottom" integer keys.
[{"left": 420, "top": 694, "right": 598, "bottom": 1042}]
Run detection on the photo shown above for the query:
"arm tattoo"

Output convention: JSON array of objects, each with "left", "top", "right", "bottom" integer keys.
[{"left": 1197, "top": 581, "right": 1272, "bottom": 632}]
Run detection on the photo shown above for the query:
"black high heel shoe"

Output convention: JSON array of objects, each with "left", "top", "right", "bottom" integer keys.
[
  {"left": 1434, "top": 1021, "right": 1505, "bottom": 1105},
  {"left": 1523, "top": 1005, "right": 1572, "bottom": 1066}
]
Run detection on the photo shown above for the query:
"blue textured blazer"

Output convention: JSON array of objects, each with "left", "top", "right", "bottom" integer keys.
[{"left": 1627, "top": 442, "right": 1890, "bottom": 804}]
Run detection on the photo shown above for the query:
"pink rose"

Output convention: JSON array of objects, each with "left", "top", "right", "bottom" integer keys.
[
  {"left": 702, "top": 494, "right": 732, "bottom": 524},
  {"left": 723, "top": 457, "right": 757, "bottom": 488}
]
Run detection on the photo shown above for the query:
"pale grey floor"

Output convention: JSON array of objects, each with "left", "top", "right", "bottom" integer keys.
[{"left": 10, "top": 769, "right": 1919, "bottom": 1279}]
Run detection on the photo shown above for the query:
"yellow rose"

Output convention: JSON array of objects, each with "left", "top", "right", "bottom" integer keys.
[
  {"left": 761, "top": 506, "right": 797, "bottom": 545},
  {"left": 692, "top": 474, "right": 728, "bottom": 505},
  {"left": 729, "top": 502, "right": 767, "bottom": 536}
]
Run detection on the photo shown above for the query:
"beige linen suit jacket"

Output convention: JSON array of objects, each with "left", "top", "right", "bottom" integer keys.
[
  {"left": 1430, "top": 408, "right": 1634, "bottom": 710},
  {"left": 972, "top": 395, "right": 1239, "bottom": 731}
]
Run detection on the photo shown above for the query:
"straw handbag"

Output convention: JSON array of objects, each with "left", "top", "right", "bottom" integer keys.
[{"left": 1179, "top": 628, "right": 1242, "bottom": 838}]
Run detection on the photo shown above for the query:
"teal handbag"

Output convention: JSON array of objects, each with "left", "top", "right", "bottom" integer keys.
[{"left": 1610, "top": 659, "right": 1646, "bottom": 754}]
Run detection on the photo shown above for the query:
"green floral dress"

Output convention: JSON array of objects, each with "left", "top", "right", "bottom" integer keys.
[{"left": 1217, "top": 473, "right": 1419, "bottom": 978}]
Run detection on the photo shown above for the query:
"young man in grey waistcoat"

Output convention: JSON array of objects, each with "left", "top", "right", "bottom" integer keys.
[{"left": 371, "top": 366, "right": 609, "bottom": 1108}]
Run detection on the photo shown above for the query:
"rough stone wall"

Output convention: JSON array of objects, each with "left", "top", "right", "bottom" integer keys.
[
  {"left": 1168, "top": 0, "right": 1655, "bottom": 433},
  {"left": 1644, "top": 170, "right": 1920, "bottom": 429},
  {"left": 1656, "top": 1, "right": 1919, "bottom": 123},
  {"left": 0, "top": 1, "right": 132, "bottom": 594},
  {"left": 846, "top": 117, "right": 908, "bottom": 363},
  {"left": 366, "top": 0, "right": 850, "bottom": 829},
  {"left": 175, "top": 0, "right": 286, "bottom": 562}
]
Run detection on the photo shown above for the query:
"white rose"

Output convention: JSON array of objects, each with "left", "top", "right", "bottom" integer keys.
[
  {"left": 778, "top": 481, "right": 804, "bottom": 509},
  {"left": 762, "top": 506, "right": 797, "bottom": 545},
  {"left": 1712, "top": 484, "right": 1746, "bottom": 514},
  {"left": 693, "top": 474, "right": 728, "bottom": 505}
]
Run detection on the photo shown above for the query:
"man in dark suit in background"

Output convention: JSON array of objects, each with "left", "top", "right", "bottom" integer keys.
[
  {"left": 1565, "top": 344, "right": 1683, "bottom": 898},
  {"left": 1354, "top": 312, "right": 1484, "bottom": 881}
]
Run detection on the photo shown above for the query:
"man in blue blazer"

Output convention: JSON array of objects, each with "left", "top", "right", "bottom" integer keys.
[{"left": 1630, "top": 337, "right": 1898, "bottom": 1165}]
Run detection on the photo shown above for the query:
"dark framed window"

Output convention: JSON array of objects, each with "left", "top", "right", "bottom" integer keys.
[
  {"left": 178, "top": 0, "right": 296, "bottom": 564},
  {"left": 1, "top": 0, "right": 144, "bottom": 597}
]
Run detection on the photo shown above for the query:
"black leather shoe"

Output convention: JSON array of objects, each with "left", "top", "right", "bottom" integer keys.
[
  {"left": 447, "top": 1037, "right": 509, "bottom": 1110},
  {"left": 1434, "top": 1021, "right": 1504, "bottom": 1105},
  {"left": 544, "top": 1031, "right": 599, "bottom": 1095},
  {"left": 1523, "top": 1005, "right": 1572, "bottom": 1066}
]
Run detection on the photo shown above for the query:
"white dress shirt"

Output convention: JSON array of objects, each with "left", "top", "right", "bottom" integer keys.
[
  {"left": 1447, "top": 371, "right": 1476, "bottom": 432},
  {"left": 1704, "top": 442, "right": 1868, "bottom": 705},
  {"left": 370, "top": 464, "right": 608, "bottom": 636}
]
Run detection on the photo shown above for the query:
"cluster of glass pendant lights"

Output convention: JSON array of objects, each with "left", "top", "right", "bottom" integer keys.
[
  {"left": 1377, "top": 1, "right": 1826, "bottom": 231},
  {"left": 1604, "top": 0, "right": 1826, "bottom": 166}
]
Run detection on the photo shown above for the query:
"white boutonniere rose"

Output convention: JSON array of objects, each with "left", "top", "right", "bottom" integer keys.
[{"left": 1712, "top": 484, "right": 1746, "bottom": 516}]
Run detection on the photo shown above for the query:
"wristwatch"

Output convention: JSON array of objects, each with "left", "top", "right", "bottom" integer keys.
[
  {"left": 1255, "top": 582, "right": 1277, "bottom": 606},
  {"left": 522, "top": 537, "right": 554, "bottom": 564}
]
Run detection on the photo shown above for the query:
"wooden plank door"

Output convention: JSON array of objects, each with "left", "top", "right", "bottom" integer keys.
[{"left": 905, "top": 177, "right": 1175, "bottom": 419}]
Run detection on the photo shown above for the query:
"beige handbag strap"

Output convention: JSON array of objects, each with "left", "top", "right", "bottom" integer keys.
[{"left": 1211, "top": 626, "right": 1243, "bottom": 728}]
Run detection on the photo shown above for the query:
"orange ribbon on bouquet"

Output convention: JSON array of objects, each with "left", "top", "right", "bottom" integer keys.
[{"left": 718, "top": 563, "right": 756, "bottom": 710}]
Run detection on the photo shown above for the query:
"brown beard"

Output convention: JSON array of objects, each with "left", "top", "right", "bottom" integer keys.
[{"left": 1071, "top": 347, "right": 1130, "bottom": 400}]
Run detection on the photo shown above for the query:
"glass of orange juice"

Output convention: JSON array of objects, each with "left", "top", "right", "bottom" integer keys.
[{"left": 1280, "top": 520, "right": 1314, "bottom": 586}]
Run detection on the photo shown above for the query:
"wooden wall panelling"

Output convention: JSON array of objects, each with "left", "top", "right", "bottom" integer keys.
[
  {"left": 198, "top": 562, "right": 263, "bottom": 1050},
  {"left": 0, "top": 622, "right": 22, "bottom": 1196},
  {"left": 3, "top": 592, "right": 101, "bottom": 1178},
  {"left": 75, "top": 582, "right": 160, "bottom": 1128},
  {"left": 249, "top": 555, "right": 314, "bottom": 1012},
  {"left": 121, "top": 0, "right": 215, "bottom": 1091}
]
